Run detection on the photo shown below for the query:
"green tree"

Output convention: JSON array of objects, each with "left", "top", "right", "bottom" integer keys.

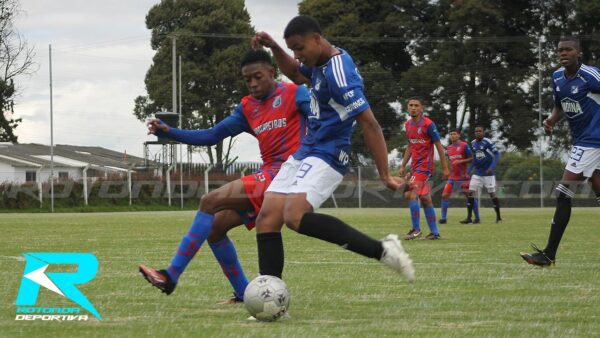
[
  {"left": 397, "top": 0, "right": 542, "bottom": 149},
  {"left": 0, "top": 0, "right": 36, "bottom": 143},
  {"left": 134, "top": 0, "right": 254, "bottom": 165}
]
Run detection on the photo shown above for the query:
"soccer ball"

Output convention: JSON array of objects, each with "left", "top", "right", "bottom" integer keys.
[{"left": 243, "top": 275, "right": 290, "bottom": 322}]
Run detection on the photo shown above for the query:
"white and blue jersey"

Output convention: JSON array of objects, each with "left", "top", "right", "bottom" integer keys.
[
  {"left": 470, "top": 138, "right": 499, "bottom": 176},
  {"left": 552, "top": 64, "right": 600, "bottom": 148},
  {"left": 297, "top": 48, "right": 370, "bottom": 175}
]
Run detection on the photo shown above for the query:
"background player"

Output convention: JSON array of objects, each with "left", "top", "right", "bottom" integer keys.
[
  {"left": 440, "top": 129, "right": 473, "bottom": 224},
  {"left": 463, "top": 126, "right": 501, "bottom": 224},
  {"left": 521, "top": 36, "right": 600, "bottom": 266},
  {"left": 139, "top": 49, "right": 311, "bottom": 302},
  {"left": 399, "top": 97, "right": 449, "bottom": 240},
  {"left": 252, "top": 15, "right": 415, "bottom": 282}
]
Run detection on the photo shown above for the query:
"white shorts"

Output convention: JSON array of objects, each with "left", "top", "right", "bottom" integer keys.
[
  {"left": 469, "top": 175, "right": 496, "bottom": 193},
  {"left": 565, "top": 146, "right": 600, "bottom": 177},
  {"left": 266, "top": 156, "right": 344, "bottom": 209}
]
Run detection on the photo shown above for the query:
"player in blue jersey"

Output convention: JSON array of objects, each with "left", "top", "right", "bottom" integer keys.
[
  {"left": 251, "top": 15, "right": 415, "bottom": 282},
  {"left": 138, "top": 50, "right": 312, "bottom": 302},
  {"left": 463, "top": 126, "right": 501, "bottom": 224},
  {"left": 521, "top": 36, "right": 600, "bottom": 267}
]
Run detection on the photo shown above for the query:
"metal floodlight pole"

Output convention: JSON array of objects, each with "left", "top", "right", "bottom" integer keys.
[
  {"left": 49, "top": 44, "right": 55, "bottom": 213},
  {"left": 538, "top": 36, "right": 544, "bottom": 208},
  {"left": 179, "top": 54, "right": 184, "bottom": 209}
]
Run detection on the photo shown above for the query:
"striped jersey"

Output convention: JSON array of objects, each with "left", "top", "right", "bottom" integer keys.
[
  {"left": 297, "top": 48, "right": 370, "bottom": 174},
  {"left": 404, "top": 116, "right": 441, "bottom": 176},
  {"left": 552, "top": 63, "right": 600, "bottom": 147},
  {"left": 446, "top": 140, "right": 472, "bottom": 181}
]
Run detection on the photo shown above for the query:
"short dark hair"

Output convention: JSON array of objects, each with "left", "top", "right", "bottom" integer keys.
[
  {"left": 450, "top": 129, "right": 461, "bottom": 134},
  {"left": 474, "top": 125, "right": 485, "bottom": 131},
  {"left": 559, "top": 35, "right": 580, "bottom": 49},
  {"left": 283, "top": 15, "right": 322, "bottom": 39},
  {"left": 407, "top": 96, "right": 425, "bottom": 105},
  {"left": 240, "top": 49, "right": 273, "bottom": 68}
]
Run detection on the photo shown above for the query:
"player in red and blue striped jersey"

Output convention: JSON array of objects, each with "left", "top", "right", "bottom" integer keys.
[
  {"left": 139, "top": 49, "right": 312, "bottom": 302},
  {"left": 399, "top": 97, "right": 450, "bottom": 240},
  {"left": 521, "top": 36, "right": 600, "bottom": 267},
  {"left": 439, "top": 129, "right": 474, "bottom": 224}
]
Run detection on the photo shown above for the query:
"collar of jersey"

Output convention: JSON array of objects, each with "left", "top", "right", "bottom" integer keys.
[{"left": 315, "top": 47, "right": 346, "bottom": 68}]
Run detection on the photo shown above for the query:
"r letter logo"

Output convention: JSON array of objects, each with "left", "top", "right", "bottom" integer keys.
[{"left": 15, "top": 253, "right": 102, "bottom": 320}]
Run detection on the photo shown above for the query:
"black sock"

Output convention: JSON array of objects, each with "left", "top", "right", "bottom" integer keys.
[
  {"left": 492, "top": 197, "right": 501, "bottom": 219},
  {"left": 596, "top": 192, "right": 600, "bottom": 205},
  {"left": 467, "top": 197, "right": 474, "bottom": 219},
  {"left": 256, "top": 232, "right": 284, "bottom": 278},
  {"left": 298, "top": 213, "right": 383, "bottom": 259},
  {"left": 544, "top": 191, "right": 572, "bottom": 259}
]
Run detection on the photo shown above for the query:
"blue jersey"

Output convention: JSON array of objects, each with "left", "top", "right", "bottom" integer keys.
[
  {"left": 470, "top": 138, "right": 499, "bottom": 176},
  {"left": 297, "top": 48, "right": 370, "bottom": 174},
  {"left": 552, "top": 64, "right": 600, "bottom": 148}
]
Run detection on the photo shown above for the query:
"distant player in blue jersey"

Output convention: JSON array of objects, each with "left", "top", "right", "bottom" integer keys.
[
  {"left": 251, "top": 15, "right": 415, "bottom": 282},
  {"left": 138, "top": 50, "right": 312, "bottom": 302},
  {"left": 463, "top": 126, "right": 501, "bottom": 224},
  {"left": 521, "top": 36, "right": 600, "bottom": 267}
]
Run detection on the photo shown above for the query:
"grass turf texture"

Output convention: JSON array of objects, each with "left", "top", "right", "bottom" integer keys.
[{"left": 1, "top": 208, "right": 599, "bottom": 337}]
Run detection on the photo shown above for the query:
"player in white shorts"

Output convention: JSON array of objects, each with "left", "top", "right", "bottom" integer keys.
[
  {"left": 464, "top": 126, "right": 502, "bottom": 224},
  {"left": 521, "top": 36, "right": 600, "bottom": 267},
  {"left": 251, "top": 15, "right": 415, "bottom": 283}
]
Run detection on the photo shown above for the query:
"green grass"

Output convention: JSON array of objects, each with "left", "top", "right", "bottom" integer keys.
[{"left": 1, "top": 208, "right": 599, "bottom": 337}]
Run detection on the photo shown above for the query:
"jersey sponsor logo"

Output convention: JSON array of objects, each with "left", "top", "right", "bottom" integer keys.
[
  {"left": 409, "top": 139, "right": 427, "bottom": 144},
  {"left": 252, "top": 118, "right": 287, "bottom": 135},
  {"left": 338, "top": 149, "right": 350, "bottom": 165},
  {"left": 272, "top": 95, "right": 282, "bottom": 108},
  {"left": 560, "top": 98, "right": 583, "bottom": 118},
  {"left": 571, "top": 86, "right": 579, "bottom": 94},
  {"left": 449, "top": 154, "right": 463, "bottom": 160},
  {"left": 475, "top": 150, "right": 486, "bottom": 160},
  {"left": 344, "top": 98, "right": 366, "bottom": 114},
  {"left": 343, "top": 90, "right": 355, "bottom": 100}
]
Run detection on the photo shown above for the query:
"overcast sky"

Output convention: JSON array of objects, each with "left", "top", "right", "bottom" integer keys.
[{"left": 13, "top": 0, "right": 301, "bottom": 162}]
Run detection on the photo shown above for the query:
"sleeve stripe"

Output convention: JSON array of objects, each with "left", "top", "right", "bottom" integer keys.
[
  {"left": 332, "top": 55, "right": 348, "bottom": 88},
  {"left": 581, "top": 65, "right": 600, "bottom": 81}
]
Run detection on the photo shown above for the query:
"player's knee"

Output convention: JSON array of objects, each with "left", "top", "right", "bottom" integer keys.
[
  {"left": 441, "top": 193, "right": 450, "bottom": 200},
  {"left": 419, "top": 195, "right": 431, "bottom": 206},
  {"left": 256, "top": 211, "right": 279, "bottom": 233},
  {"left": 283, "top": 211, "right": 302, "bottom": 232},
  {"left": 198, "top": 192, "right": 218, "bottom": 213}
]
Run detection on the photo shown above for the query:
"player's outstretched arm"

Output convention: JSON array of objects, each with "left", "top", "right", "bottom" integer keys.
[
  {"left": 356, "top": 108, "right": 400, "bottom": 191},
  {"left": 252, "top": 31, "right": 309, "bottom": 85},
  {"left": 146, "top": 115, "right": 244, "bottom": 146}
]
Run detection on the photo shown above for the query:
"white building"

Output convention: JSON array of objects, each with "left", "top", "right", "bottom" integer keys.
[{"left": 0, "top": 143, "right": 153, "bottom": 184}]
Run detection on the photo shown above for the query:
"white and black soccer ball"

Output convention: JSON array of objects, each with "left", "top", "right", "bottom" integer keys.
[{"left": 244, "top": 275, "right": 290, "bottom": 322}]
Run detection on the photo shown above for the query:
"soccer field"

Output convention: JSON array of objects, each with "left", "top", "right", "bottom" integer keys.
[{"left": 1, "top": 208, "right": 599, "bottom": 337}]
